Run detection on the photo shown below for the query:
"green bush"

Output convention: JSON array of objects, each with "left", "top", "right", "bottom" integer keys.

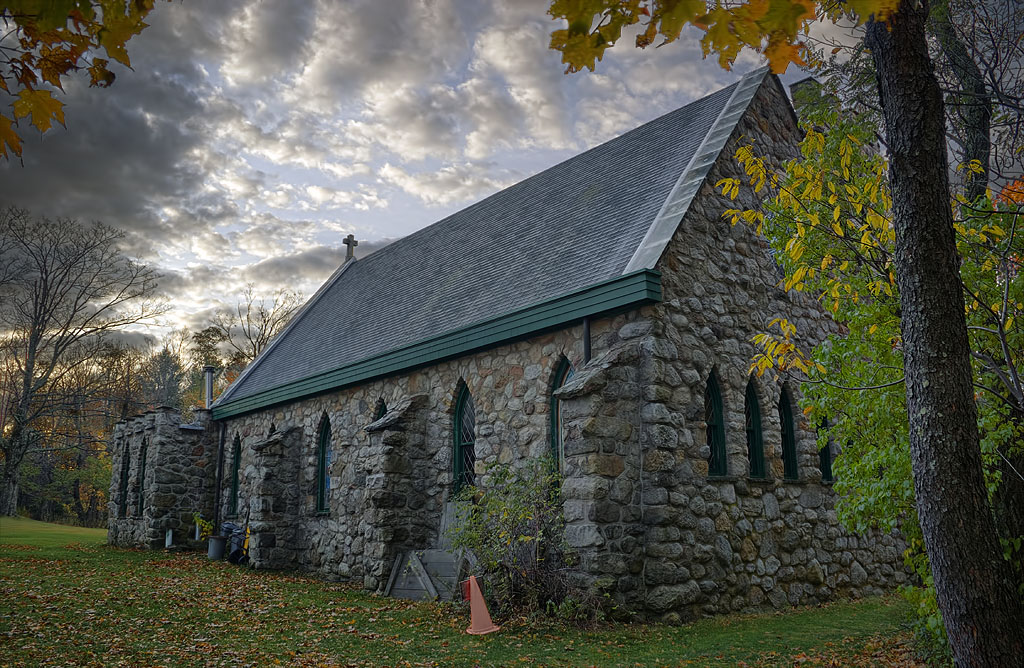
[{"left": 447, "top": 459, "right": 585, "bottom": 618}]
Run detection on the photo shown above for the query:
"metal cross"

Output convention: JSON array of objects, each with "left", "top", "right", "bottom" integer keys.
[{"left": 343, "top": 234, "right": 358, "bottom": 260}]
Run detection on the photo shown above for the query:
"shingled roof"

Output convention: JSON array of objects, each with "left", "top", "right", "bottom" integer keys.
[{"left": 213, "top": 68, "right": 779, "bottom": 418}]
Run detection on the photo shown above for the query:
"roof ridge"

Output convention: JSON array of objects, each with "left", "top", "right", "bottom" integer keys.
[
  {"left": 623, "top": 67, "right": 770, "bottom": 273},
  {"left": 338, "top": 74, "right": 749, "bottom": 274}
]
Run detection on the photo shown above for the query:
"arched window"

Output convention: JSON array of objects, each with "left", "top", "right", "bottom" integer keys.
[
  {"left": 229, "top": 435, "right": 241, "bottom": 517},
  {"left": 454, "top": 385, "right": 476, "bottom": 492},
  {"left": 136, "top": 438, "right": 148, "bottom": 514},
  {"left": 550, "top": 358, "right": 575, "bottom": 471},
  {"left": 816, "top": 420, "right": 835, "bottom": 482},
  {"left": 779, "top": 389, "right": 798, "bottom": 480},
  {"left": 118, "top": 444, "right": 131, "bottom": 516},
  {"left": 316, "top": 415, "right": 331, "bottom": 513},
  {"left": 374, "top": 399, "right": 388, "bottom": 421},
  {"left": 706, "top": 372, "right": 727, "bottom": 476},
  {"left": 745, "top": 380, "right": 766, "bottom": 478}
]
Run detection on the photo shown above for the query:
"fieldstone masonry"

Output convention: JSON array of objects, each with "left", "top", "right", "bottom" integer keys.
[
  {"left": 108, "top": 407, "right": 217, "bottom": 548},
  {"left": 109, "top": 74, "right": 907, "bottom": 620}
]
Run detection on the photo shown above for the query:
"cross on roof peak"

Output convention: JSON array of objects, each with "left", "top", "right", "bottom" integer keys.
[{"left": 343, "top": 234, "right": 358, "bottom": 260}]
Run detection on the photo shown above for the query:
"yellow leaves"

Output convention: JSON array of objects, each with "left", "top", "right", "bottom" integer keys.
[
  {"left": 0, "top": 115, "right": 23, "bottom": 159},
  {"left": 764, "top": 38, "right": 805, "bottom": 74},
  {"left": 658, "top": 0, "right": 706, "bottom": 42},
  {"left": 957, "top": 159, "right": 985, "bottom": 175},
  {"left": 716, "top": 177, "right": 741, "bottom": 200},
  {"left": 96, "top": 0, "right": 154, "bottom": 66},
  {"left": 550, "top": 0, "right": 839, "bottom": 76},
  {"left": 784, "top": 264, "right": 810, "bottom": 291},
  {"left": 749, "top": 318, "right": 818, "bottom": 379},
  {"left": 87, "top": 57, "right": 116, "bottom": 88},
  {"left": 1, "top": 0, "right": 159, "bottom": 159},
  {"left": 13, "top": 89, "right": 65, "bottom": 133}
]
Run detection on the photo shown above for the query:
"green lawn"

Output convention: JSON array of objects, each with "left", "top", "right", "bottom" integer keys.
[
  {"left": 0, "top": 516, "right": 107, "bottom": 547},
  {"left": 0, "top": 519, "right": 923, "bottom": 667}
]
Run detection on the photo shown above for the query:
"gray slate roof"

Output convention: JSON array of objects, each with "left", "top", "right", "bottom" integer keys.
[{"left": 216, "top": 69, "right": 773, "bottom": 409}]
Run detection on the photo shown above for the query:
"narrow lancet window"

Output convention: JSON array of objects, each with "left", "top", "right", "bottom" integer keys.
[
  {"left": 229, "top": 435, "right": 241, "bottom": 516},
  {"left": 779, "top": 389, "right": 798, "bottom": 480},
  {"left": 706, "top": 372, "right": 727, "bottom": 476},
  {"left": 316, "top": 415, "right": 331, "bottom": 513},
  {"left": 817, "top": 420, "right": 835, "bottom": 483},
  {"left": 745, "top": 380, "right": 766, "bottom": 478},
  {"left": 454, "top": 386, "right": 476, "bottom": 492},
  {"left": 550, "top": 358, "right": 575, "bottom": 471},
  {"left": 119, "top": 444, "right": 131, "bottom": 516},
  {"left": 136, "top": 438, "right": 148, "bottom": 514}
]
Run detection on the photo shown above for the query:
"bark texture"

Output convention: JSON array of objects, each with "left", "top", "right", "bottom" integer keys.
[{"left": 866, "top": 2, "right": 1024, "bottom": 666}]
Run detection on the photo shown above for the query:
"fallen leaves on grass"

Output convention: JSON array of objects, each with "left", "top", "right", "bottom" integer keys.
[{"left": 0, "top": 545, "right": 925, "bottom": 668}]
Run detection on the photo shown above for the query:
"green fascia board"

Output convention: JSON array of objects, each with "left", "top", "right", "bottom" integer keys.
[{"left": 212, "top": 269, "right": 662, "bottom": 420}]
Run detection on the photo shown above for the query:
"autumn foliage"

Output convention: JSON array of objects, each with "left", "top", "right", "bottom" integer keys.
[
  {"left": 548, "top": 0, "right": 900, "bottom": 75},
  {"left": 0, "top": 0, "right": 161, "bottom": 160}
]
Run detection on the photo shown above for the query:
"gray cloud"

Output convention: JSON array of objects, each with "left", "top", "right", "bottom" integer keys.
[{"left": 0, "top": 0, "right": 743, "bottom": 341}]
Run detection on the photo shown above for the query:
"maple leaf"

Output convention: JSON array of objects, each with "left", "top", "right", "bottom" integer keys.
[
  {"left": 13, "top": 89, "right": 66, "bottom": 134},
  {"left": 0, "top": 114, "right": 24, "bottom": 159},
  {"left": 764, "top": 34, "right": 806, "bottom": 73},
  {"left": 87, "top": 57, "right": 116, "bottom": 87},
  {"left": 96, "top": 0, "right": 152, "bottom": 66}
]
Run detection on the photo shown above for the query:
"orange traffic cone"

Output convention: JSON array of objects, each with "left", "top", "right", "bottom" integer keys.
[{"left": 465, "top": 575, "right": 500, "bottom": 635}]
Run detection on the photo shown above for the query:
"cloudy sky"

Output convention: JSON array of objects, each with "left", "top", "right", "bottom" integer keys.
[{"left": 0, "top": 0, "right": 802, "bottom": 342}]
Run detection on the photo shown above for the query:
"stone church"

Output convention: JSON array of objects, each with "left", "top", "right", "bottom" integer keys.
[{"left": 108, "top": 68, "right": 905, "bottom": 620}]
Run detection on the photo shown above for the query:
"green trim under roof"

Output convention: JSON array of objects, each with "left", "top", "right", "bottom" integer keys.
[{"left": 212, "top": 269, "right": 662, "bottom": 420}]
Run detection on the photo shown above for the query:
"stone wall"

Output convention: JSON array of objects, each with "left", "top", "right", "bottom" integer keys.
[
  {"left": 552, "top": 74, "right": 905, "bottom": 621},
  {"left": 108, "top": 407, "right": 218, "bottom": 548},
  {"left": 218, "top": 313, "right": 642, "bottom": 590}
]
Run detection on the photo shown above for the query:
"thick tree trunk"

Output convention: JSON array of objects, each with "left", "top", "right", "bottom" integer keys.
[
  {"left": 0, "top": 471, "right": 18, "bottom": 516},
  {"left": 866, "top": 3, "right": 1024, "bottom": 666}
]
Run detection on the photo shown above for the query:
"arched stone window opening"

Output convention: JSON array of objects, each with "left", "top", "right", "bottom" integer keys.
[
  {"left": 229, "top": 434, "right": 241, "bottom": 517},
  {"left": 453, "top": 385, "right": 476, "bottom": 492},
  {"left": 817, "top": 421, "right": 836, "bottom": 483},
  {"left": 316, "top": 415, "right": 332, "bottom": 513},
  {"left": 136, "top": 438, "right": 148, "bottom": 515},
  {"left": 374, "top": 398, "right": 388, "bottom": 421},
  {"left": 779, "top": 388, "right": 799, "bottom": 481},
  {"left": 706, "top": 371, "right": 727, "bottom": 476},
  {"left": 549, "top": 357, "right": 575, "bottom": 472},
  {"left": 745, "top": 379, "right": 767, "bottom": 479},
  {"left": 118, "top": 444, "right": 131, "bottom": 517}
]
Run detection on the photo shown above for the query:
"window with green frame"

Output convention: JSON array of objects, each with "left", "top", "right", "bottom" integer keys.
[
  {"left": 136, "top": 438, "right": 148, "bottom": 515},
  {"left": 705, "top": 372, "right": 727, "bottom": 476},
  {"left": 229, "top": 435, "right": 241, "bottom": 516},
  {"left": 779, "top": 388, "right": 798, "bottom": 480},
  {"left": 316, "top": 415, "right": 331, "bottom": 513},
  {"left": 374, "top": 399, "right": 388, "bottom": 421},
  {"left": 745, "top": 380, "right": 767, "bottom": 478},
  {"left": 817, "top": 420, "right": 835, "bottom": 482},
  {"left": 453, "top": 385, "right": 476, "bottom": 492},
  {"left": 549, "top": 358, "right": 574, "bottom": 471},
  {"left": 118, "top": 444, "right": 131, "bottom": 516}
]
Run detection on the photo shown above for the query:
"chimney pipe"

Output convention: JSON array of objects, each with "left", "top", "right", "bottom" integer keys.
[{"left": 204, "top": 365, "right": 215, "bottom": 409}]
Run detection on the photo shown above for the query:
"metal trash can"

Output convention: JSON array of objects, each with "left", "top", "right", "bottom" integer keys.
[{"left": 207, "top": 535, "right": 226, "bottom": 560}]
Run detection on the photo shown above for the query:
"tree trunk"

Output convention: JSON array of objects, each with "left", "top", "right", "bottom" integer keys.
[
  {"left": 0, "top": 470, "right": 18, "bottom": 516},
  {"left": 866, "top": 3, "right": 1024, "bottom": 666},
  {"left": 931, "top": 0, "right": 991, "bottom": 202}
]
